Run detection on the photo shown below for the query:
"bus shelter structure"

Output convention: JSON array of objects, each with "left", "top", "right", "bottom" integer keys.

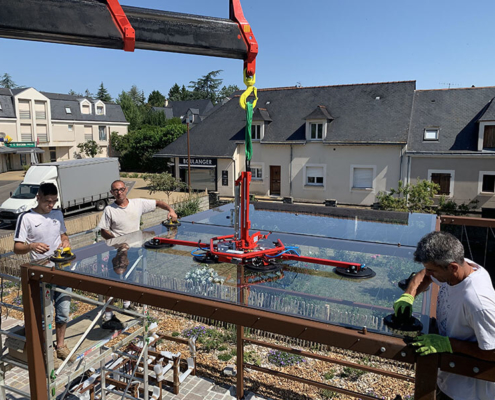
[{"left": 19, "top": 205, "right": 495, "bottom": 399}]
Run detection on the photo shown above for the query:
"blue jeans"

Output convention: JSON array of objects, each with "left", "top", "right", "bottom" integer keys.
[{"left": 40, "top": 285, "right": 72, "bottom": 325}]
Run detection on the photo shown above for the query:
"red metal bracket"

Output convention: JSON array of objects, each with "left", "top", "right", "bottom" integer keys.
[
  {"left": 230, "top": 0, "right": 258, "bottom": 77},
  {"left": 106, "top": 0, "right": 135, "bottom": 52}
]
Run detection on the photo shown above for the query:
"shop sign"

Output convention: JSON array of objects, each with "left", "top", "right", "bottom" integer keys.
[
  {"left": 179, "top": 157, "right": 216, "bottom": 166},
  {"left": 6, "top": 142, "right": 36, "bottom": 148}
]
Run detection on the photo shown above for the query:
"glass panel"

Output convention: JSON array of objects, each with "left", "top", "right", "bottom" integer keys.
[{"left": 31, "top": 212, "right": 435, "bottom": 337}]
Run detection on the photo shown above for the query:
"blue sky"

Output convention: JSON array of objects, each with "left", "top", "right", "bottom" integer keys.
[{"left": 1, "top": 0, "right": 494, "bottom": 100}]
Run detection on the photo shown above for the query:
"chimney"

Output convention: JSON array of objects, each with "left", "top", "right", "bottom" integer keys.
[{"left": 164, "top": 99, "right": 169, "bottom": 107}]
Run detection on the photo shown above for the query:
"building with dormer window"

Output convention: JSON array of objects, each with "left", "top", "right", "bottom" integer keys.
[
  {"left": 0, "top": 87, "right": 128, "bottom": 171},
  {"left": 155, "top": 81, "right": 415, "bottom": 205},
  {"left": 406, "top": 87, "right": 495, "bottom": 209}
]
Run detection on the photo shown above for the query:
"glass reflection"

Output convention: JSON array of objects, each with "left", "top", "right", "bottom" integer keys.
[{"left": 29, "top": 207, "right": 436, "bottom": 337}]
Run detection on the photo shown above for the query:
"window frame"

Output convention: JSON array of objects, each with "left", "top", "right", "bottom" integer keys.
[
  {"left": 251, "top": 124, "right": 262, "bottom": 141},
  {"left": 306, "top": 120, "right": 327, "bottom": 141},
  {"left": 303, "top": 164, "right": 326, "bottom": 188},
  {"left": 428, "top": 169, "right": 455, "bottom": 197},
  {"left": 98, "top": 126, "right": 107, "bottom": 141},
  {"left": 80, "top": 99, "right": 92, "bottom": 115},
  {"left": 251, "top": 164, "right": 263, "bottom": 181},
  {"left": 478, "top": 171, "right": 495, "bottom": 194},
  {"left": 350, "top": 165, "right": 376, "bottom": 191},
  {"left": 423, "top": 128, "right": 439, "bottom": 141},
  {"left": 95, "top": 100, "right": 106, "bottom": 116},
  {"left": 68, "top": 124, "right": 73, "bottom": 132},
  {"left": 65, "top": 106, "right": 72, "bottom": 114}
]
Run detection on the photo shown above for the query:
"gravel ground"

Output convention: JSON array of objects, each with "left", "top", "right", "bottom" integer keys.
[{"left": 0, "top": 292, "right": 416, "bottom": 400}]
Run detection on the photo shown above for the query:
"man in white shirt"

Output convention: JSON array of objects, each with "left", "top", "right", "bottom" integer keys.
[
  {"left": 97, "top": 179, "right": 177, "bottom": 329},
  {"left": 393, "top": 231, "right": 495, "bottom": 400},
  {"left": 13, "top": 182, "right": 75, "bottom": 362}
]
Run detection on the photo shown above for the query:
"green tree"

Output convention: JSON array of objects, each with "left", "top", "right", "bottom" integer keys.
[
  {"left": 376, "top": 179, "right": 439, "bottom": 213},
  {"left": 111, "top": 120, "right": 186, "bottom": 171},
  {"left": 145, "top": 172, "right": 187, "bottom": 204},
  {"left": 117, "top": 90, "right": 145, "bottom": 131},
  {"left": 84, "top": 89, "right": 94, "bottom": 99},
  {"left": 1, "top": 73, "right": 17, "bottom": 89},
  {"left": 218, "top": 84, "right": 240, "bottom": 100},
  {"left": 148, "top": 90, "right": 166, "bottom": 107},
  {"left": 77, "top": 140, "right": 103, "bottom": 158},
  {"left": 189, "top": 70, "right": 223, "bottom": 103},
  {"left": 168, "top": 83, "right": 182, "bottom": 101},
  {"left": 68, "top": 89, "right": 83, "bottom": 97},
  {"left": 96, "top": 82, "right": 112, "bottom": 102},
  {"left": 128, "top": 85, "right": 145, "bottom": 106}
]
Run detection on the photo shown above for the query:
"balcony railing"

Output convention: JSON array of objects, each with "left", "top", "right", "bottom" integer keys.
[
  {"left": 37, "top": 134, "right": 48, "bottom": 143},
  {"left": 21, "top": 134, "right": 32, "bottom": 142},
  {"left": 35, "top": 111, "right": 46, "bottom": 119},
  {"left": 19, "top": 111, "right": 31, "bottom": 119}
]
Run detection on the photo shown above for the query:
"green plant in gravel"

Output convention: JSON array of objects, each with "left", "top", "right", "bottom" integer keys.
[
  {"left": 70, "top": 301, "right": 79, "bottom": 314},
  {"left": 171, "top": 331, "right": 180, "bottom": 337},
  {"left": 323, "top": 370, "right": 335, "bottom": 380},
  {"left": 339, "top": 366, "right": 366, "bottom": 381},
  {"left": 217, "top": 345, "right": 228, "bottom": 352},
  {"left": 217, "top": 353, "right": 233, "bottom": 362},
  {"left": 243, "top": 350, "right": 262, "bottom": 367},
  {"left": 121, "top": 172, "right": 129, "bottom": 178},
  {"left": 320, "top": 389, "right": 339, "bottom": 399},
  {"left": 268, "top": 350, "right": 305, "bottom": 367},
  {"left": 130, "top": 173, "right": 139, "bottom": 178}
]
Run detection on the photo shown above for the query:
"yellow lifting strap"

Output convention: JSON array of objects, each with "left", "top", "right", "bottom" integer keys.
[{"left": 239, "top": 69, "right": 258, "bottom": 110}]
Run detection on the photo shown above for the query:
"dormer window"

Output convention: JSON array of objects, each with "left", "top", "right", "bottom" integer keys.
[
  {"left": 80, "top": 99, "right": 92, "bottom": 115},
  {"left": 424, "top": 128, "right": 439, "bottom": 141},
  {"left": 310, "top": 123, "right": 323, "bottom": 140},
  {"left": 304, "top": 106, "right": 332, "bottom": 141},
  {"left": 65, "top": 106, "right": 72, "bottom": 114},
  {"left": 95, "top": 101, "right": 106, "bottom": 116},
  {"left": 251, "top": 124, "right": 262, "bottom": 140}
]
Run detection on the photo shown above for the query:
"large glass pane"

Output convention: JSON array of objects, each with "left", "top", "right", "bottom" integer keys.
[{"left": 30, "top": 206, "right": 436, "bottom": 337}]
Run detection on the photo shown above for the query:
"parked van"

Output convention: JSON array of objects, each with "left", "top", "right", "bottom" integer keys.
[{"left": 0, "top": 158, "right": 119, "bottom": 224}]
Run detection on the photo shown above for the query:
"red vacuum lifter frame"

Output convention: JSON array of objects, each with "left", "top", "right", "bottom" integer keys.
[{"left": 147, "top": 171, "right": 375, "bottom": 278}]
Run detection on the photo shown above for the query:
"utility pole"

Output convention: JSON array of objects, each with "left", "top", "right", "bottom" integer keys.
[{"left": 187, "top": 122, "right": 191, "bottom": 194}]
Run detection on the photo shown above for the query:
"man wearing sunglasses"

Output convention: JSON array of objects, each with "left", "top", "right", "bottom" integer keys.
[{"left": 97, "top": 179, "right": 177, "bottom": 329}]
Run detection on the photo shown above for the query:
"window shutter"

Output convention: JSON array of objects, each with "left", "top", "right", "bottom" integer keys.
[
  {"left": 307, "top": 167, "right": 323, "bottom": 178},
  {"left": 353, "top": 168, "right": 373, "bottom": 188},
  {"left": 431, "top": 173, "right": 451, "bottom": 195}
]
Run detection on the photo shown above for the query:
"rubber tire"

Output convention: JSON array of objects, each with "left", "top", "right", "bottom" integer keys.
[{"left": 95, "top": 200, "right": 107, "bottom": 211}]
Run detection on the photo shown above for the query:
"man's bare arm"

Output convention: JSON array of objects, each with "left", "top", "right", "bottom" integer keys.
[
  {"left": 405, "top": 269, "right": 433, "bottom": 297},
  {"left": 60, "top": 233, "right": 70, "bottom": 248},
  {"left": 100, "top": 229, "right": 115, "bottom": 240},
  {"left": 14, "top": 241, "right": 49, "bottom": 255},
  {"left": 156, "top": 201, "right": 178, "bottom": 221}
]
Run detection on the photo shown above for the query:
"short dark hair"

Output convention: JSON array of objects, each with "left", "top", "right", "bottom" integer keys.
[
  {"left": 38, "top": 182, "right": 58, "bottom": 196},
  {"left": 111, "top": 180, "right": 126, "bottom": 189},
  {"left": 414, "top": 231, "right": 464, "bottom": 268}
]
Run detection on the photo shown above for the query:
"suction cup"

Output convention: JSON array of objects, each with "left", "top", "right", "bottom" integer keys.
[
  {"left": 162, "top": 220, "right": 181, "bottom": 228},
  {"left": 144, "top": 239, "right": 174, "bottom": 249},
  {"left": 244, "top": 262, "right": 283, "bottom": 273},
  {"left": 193, "top": 253, "right": 218, "bottom": 264},
  {"left": 334, "top": 266, "right": 376, "bottom": 279},
  {"left": 50, "top": 248, "right": 76, "bottom": 263},
  {"left": 383, "top": 313, "right": 423, "bottom": 336}
]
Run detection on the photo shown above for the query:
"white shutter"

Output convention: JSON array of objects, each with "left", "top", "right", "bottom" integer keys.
[
  {"left": 307, "top": 167, "right": 323, "bottom": 178},
  {"left": 82, "top": 104, "right": 91, "bottom": 114},
  {"left": 19, "top": 100, "right": 31, "bottom": 119},
  {"left": 353, "top": 168, "right": 373, "bottom": 188},
  {"left": 35, "top": 101, "right": 46, "bottom": 119},
  {"left": 20, "top": 124, "right": 32, "bottom": 142},
  {"left": 37, "top": 124, "right": 48, "bottom": 143},
  {"left": 84, "top": 126, "right": 93, "bottom": 141}
]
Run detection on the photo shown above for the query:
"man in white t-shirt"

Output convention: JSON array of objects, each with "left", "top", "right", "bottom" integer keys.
[
  {"left": 13, "top": 182, "right": 75, "bottom": 363},
  {"left": 393, "top": 231, "right": 495, "bottom": 400},
  {"left": 97, "top": 179, "right": 177, "bottom": 330}
]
